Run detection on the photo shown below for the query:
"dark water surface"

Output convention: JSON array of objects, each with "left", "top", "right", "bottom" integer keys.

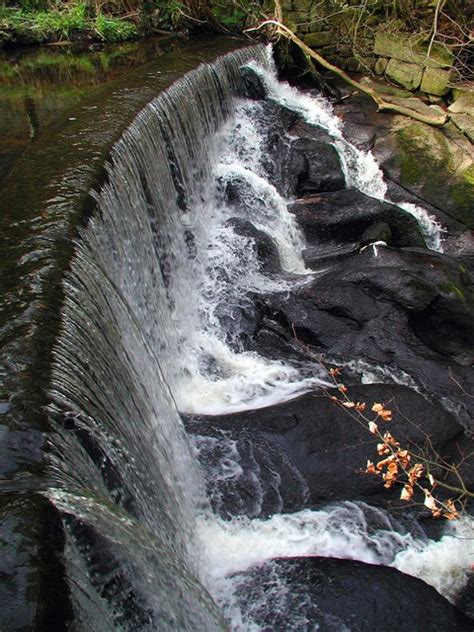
[{"left": 0, "top": 36, "right": 192, "bottom": 181}]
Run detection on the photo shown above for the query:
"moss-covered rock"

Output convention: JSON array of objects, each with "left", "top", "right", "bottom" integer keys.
[
  {"left": 450, "top": 113, "right": 474, "bottom": 144},
  {"left": 378, "top": 119, "right": 474, "bottom": 228},
  {"left": 449, "top": 92, "right": 474, "bottom": 115},
  {"left": 374, "top": 32, "right": 454, "bottom": 69},
  {"left": 303, "top": 31, "right": 333, "bottom": 47},
  {"left": 386, "top": 59, "right": 423, "bottom": 90},
  {"left": 374, "top": 57, "right": 389, "bottom": 75},
  {"left": 420, "top": 67, "right": 452, "bottom": 96}
]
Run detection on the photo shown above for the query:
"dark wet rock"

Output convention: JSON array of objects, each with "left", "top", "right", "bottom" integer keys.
[
  {"left": 261, "top": 245, "right": 474, "bottom": 367},
  {"left": 288, "top": 119, "right": 334, "bottom": 145},
  {"left": 360, "top": 220, "right": 392, "bottom": 245},
  {"left": 225, "top": 218, "right": 281, "bottom": 274},
  {"left": 188, "top": 430, "right": 309, "bottom": 519},
  {"left": 341, "top": 117, "right": 377, "bottom": 151},
  {"left": 240, "top": 66, "right": 267, "bottom": 100},
  {"left": 303, "top": 241, "right": 360, "bottom": 268},
  {"left": 0, "top": 494, "right": 73, "bottom": 631},
  {"left": 221, "top": 99, "right": 300, "bottom": 199},
  {"left": 443, "top": 230, "right": 474, "bottom": 277},
  {"left": 287, "top": 137, "right": 346, "bottom": 195},
  {"left": 457, "top": 574, "right": 474, "bottom": 622},
  {"left": 187, "top": 385, "right": 465, "bottom": 510},
  {"left": 231, "top": 557, "right": 473, "bottom": 631},
  {"left": 289, "top": 188, "right": 426, "bottom": 248}
]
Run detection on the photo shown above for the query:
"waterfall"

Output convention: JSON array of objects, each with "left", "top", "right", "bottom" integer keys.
[{"left": 38, "top": 43, "right": 469, "bottom": 631}]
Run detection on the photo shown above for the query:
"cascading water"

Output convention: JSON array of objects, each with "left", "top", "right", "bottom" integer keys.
[{"left": 44, "top": 43, "right": 471, "bottom": 630}]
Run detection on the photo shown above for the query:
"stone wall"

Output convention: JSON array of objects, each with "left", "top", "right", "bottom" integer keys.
[
  {"left": 282, "top": 1, "right": 454, "bottom": 95},
  {"left": 281, "top": 1, "right": 473, "bottom": 141}
]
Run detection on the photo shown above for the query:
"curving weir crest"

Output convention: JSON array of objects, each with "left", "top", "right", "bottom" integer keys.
[{"left": 46, "top": 44, "right": 271, "bottom": 630}]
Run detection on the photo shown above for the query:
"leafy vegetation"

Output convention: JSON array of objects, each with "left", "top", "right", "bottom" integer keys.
[{"left": 1, "top": 1, "right": 146, "bottom": 46}]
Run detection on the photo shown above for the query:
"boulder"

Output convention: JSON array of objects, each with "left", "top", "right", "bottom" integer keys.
[
  {"left": 373, "top": 118, "right": 474, "bottom": 229},
  {"left": 420, "top": 67, "right": 452, "bottom": 96},
  {"left": 450, "top": 113, "right": 474, "bottom": 144},
  {"left": 187, "top": 428, "right": 309, "bottom": 519},
  {"left": 360, "top": 220, "right": 392, "bottom": 245},
  {"left": 264, "top": 245, "right": 474, "bottom": 365},
  {"left": 187, "top": 383, "right": 465, "bottom": 510},
  {"left": 340, "top": 118, "right": 376, "bottom": 151},
  {"left": 288, "top": 188, "right": 426, "bottom": 248},
  {"left": 225, "top": 218, "right": 281, "bottom": 274},
  {"left": 386, "top": 59, "right": 423, "bottom": 91},
  {"left": 303, "top": 31, "right": 333, "bottom": 48},
  {"left": 287, "top": 137, "right": 345, "bottom": 195},
  {"left": 240, "top": 66, "right": 267, "bottom": 100},
  {"left": 374, "top": 56, "right": 389, "bottom": 75},
  {"left": 232, "top": 557, "right": 473, "bottom": 631},
  {"left": 448, "top": 92, "right": 474, "bottom": 115},
  {"left": 374, "top": 32, "right": 454, "bottom": 69}
]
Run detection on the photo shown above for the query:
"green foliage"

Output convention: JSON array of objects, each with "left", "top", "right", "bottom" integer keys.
[
  {"left": 0, "top": 2, "right": 142, "bottom": 45},
  {"left": 0, "top": 3, "right": 89, "bottom": 43},
  {"left": 212, "top": 2, "right": 247, "bottom": 31},
  {"left": 95, "top": 15, "right": 138, "bottom": 42}
]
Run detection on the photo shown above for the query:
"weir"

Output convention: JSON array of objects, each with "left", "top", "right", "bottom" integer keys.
[{"left": 1, "top": 38, "right": 472, "bottom": 631}]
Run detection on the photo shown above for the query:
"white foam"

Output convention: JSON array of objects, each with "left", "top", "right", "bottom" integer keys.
[
  {"left": 199, "top": 503, "right": 422, "bottom": 582},
  {"left": 176, "top": 336, "right": 328, "bottom": 415},
  {"left": 197, "top": 503, "right": 473, "bottom": 630},
  {"left": 247, "top": 59, "right": 445, "bottom": 252},
  {"left": 394, "top": 516, "right": 474, "bottom": 602}
]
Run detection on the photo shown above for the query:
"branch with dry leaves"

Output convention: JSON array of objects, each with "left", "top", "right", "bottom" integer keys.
[
  {"left": 324, "top": 365, "right": 473, "bottom": 520},
  {"left": 288, "top": 323, "right": 472, "bottom": 520}
]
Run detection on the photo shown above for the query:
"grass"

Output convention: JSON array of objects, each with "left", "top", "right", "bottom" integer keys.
[{"left": 0, "top": 3, "right": 140, "bottom": 46}]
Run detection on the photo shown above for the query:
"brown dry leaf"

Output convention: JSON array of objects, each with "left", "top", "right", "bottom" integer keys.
[
  {"left": 376, "top": 455, "right": 395, "bottom": 470},
  {"left": 387, "top": 461, "right": 398, "bottom": 475},
  {"left": 338, "top": 385, "right": 348, "bottom": 393},
  {"left": 400, "top": 485, "right": 414, "bottom": 501},
  {"left": 368, "top": 421, "right": 378, "bottom": 435},
  {"left": 366, "top": 460, "right": 377, "bottom": 474},
  {"left": 382, "top": 467, "right": 397, "bottom": 488},
  {"left": 443, "top": 499, "right": 459, "bottom": 520},
  {"left": 377, "top": 443, "right": 391, "bottom": 456},
  {"left": 396, "top": 449, "right": 411, "bottom": 467},
  {"left": 408, "top": 463, "right": 424, "bottom": 484},
  {"left": 371, "top": 403, "right": 392, "bottom": 422},
  {"left": 423, "top": 490, "right": 438, "bottom": 512},
  {"left": 383, "top": 432, "right": 399, "bottom": 447},
  {"left": 329, "top": 367, "right": 341, "bottom": 377},
  {"left": 355, "top": 402, "right": 366, "bottom": 413}
]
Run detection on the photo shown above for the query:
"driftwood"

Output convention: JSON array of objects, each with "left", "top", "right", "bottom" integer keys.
[{"left": 248, "top": 19, "right": 449, "bottom": 127}]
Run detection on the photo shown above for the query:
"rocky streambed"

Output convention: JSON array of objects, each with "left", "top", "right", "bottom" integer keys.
[{"left": 186, "top": 69, "right": 474, "bottom": 629}]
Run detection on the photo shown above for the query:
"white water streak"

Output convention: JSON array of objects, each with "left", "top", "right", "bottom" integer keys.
[{"left": 248, "top": 53, "right": 444, "bottom": 252}]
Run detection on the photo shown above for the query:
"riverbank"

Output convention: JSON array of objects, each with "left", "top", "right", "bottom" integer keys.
[{"left": 0, "top": 1, "right": 250, "bottom": 48}]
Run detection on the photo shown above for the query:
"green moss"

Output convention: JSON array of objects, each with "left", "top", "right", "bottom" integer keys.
[
  {"left": 440, "top": 283, "right": 466, "bottom": 301},
  {"left": 0, "top": 4, "right": 145, "bottom": 46},
  {"left": 394, "top": 122, "right": 474, "bottom": 228}
]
